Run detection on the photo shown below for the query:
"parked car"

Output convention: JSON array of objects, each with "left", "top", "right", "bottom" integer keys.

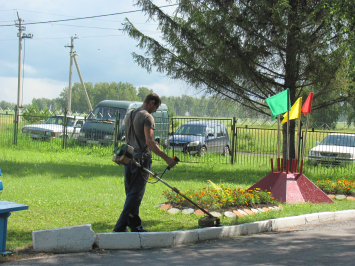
[
  {"left": 163, "top": 120, "right": 230, "bottom": 156},
  {"left": 77, "top": 100, "right": 169, "bottom": 146},
  {"left": 308, "top": 133, "right": 355, "bottom": 165},
  {"left": 22, "top": 115, "right": 85, "bottom": 140}
]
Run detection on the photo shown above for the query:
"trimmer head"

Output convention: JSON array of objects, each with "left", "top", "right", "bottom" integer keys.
[{"left": 198, "top": 216, "right": 222, "bottom": 228}]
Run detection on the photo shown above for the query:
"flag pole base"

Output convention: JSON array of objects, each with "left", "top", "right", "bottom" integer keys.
[{"left": 249, "top": 158, "right": 333, "bottom": 204}]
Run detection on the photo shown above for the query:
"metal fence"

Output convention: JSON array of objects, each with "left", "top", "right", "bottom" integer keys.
[
  {"left": 233, "top": 126, "right": 279, "bottom": 165},
  {"left": 232, "top": 126, "right": 355, "bottom": 174},
  {"left": 0, "top": 108, "right": 169, "bottom": 157},
  {"left": 2, "top": 108, "right": 355, "bottom": 174}
]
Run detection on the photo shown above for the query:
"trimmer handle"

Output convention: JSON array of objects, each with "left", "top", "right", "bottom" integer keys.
[{"left": 167, "top": 156, "right": 180, "bottom": 170}]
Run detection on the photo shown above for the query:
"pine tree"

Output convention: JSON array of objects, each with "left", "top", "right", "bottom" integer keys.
[{"left": 122, "top": 0, "right": 354, "bottom": 159}]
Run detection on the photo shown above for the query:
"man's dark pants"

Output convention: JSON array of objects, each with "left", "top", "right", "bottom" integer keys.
[{"left": 113, "top": 159, "right": 151, "bottom": 232}]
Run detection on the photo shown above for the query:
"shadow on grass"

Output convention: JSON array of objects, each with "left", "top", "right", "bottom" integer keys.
[
  {"left": 1, "top": 159, "right": 123, "bottom": 179},
  {"left": 91, "top": 218, "right": 171, "bottom": 233},
  {"left": 6, "top": 229, "right": 32, "bottom": 250},
  {"left": 1, "top": 158, "right": 271, "bottom": 184}
]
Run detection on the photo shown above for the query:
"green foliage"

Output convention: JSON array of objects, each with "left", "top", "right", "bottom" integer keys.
[
  {"left": 58, "top": 82, "right": 141, "bottom": 113},
  {"left": 161, "top": 94, "right": 247, "bottom": 117},
  {"left": 137, "top": 86, "right": 153, "bottom": 101},
  {"left": 21, "top": 103, "right": 51, "bottom": 123},
  {"left": 122, "top": 0, "right": 355, "bottom": 159},
  {"left": 123, "top": 0, "right": 353, "bottom": 114},
  {"left": 0, "top": 101, "right": 16, "bottom": 110},
  {"left": 311, "top": 103, "right": 341, "bottom": 129},
  {"left": 31, "top": 98, "right": 60, "bottom": 111},
  {"left": 162, "top": 185, "right": 277, "bottom": 209},
  {"left": 316, "top": 179, "right": 355, "bottom": 195},
  {"left": 167, "top": 105, "right": 174, "bottom": 118}
]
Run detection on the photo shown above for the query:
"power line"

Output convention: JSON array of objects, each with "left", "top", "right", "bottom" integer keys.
[
  {"left": 47, "top": 23, "right": 120, "bottom": 30},
  {"left": 0, "top": 4, "right": 177, "bottom": 27},
  {"left": 12, "top": 9, "right": 155, "bottom": 24}
]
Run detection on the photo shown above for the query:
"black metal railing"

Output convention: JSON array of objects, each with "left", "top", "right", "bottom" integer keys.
[{"left": 2, "top": 106, "right": 355, "bottom": 174}]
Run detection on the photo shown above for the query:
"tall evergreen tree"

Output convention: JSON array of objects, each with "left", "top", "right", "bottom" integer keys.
[{"left": 122, "top": 0, "right": 354, "bottom": 159}]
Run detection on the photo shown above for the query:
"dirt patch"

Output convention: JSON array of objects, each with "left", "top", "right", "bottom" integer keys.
[{"left": 0, "top": 245, "right": 52, "bottom": 263}]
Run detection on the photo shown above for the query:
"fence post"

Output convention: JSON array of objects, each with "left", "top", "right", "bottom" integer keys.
[
  {"left": 297, "top": 124, "right": 303, "bottom": 161},
  {"left": 113, "top": 111, "right": 119, "bottom": 152},
  {"left": 231, "top": 117, "right": 236, "bottom": 164},
  {"left": 172, "top": 118, "right": 174, "bottom": 158},
  {"left": 13, "top": 105, "right": 18, "bottom": 145},
  {"left": 62, "top": 108, "right": 67, "bottom": 149}
]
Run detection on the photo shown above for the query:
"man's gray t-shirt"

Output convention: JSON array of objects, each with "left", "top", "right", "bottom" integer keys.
[{"left": 125, "top": 108, "right": 155, "bottom": 159}]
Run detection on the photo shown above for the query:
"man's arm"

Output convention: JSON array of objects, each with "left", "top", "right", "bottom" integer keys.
[{"left": 144, "top": 127, "right": 178, "bottom": 168}]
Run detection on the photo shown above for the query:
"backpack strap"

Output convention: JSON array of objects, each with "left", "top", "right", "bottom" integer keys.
[{"left": 130, "top": 110, "right": 147, "bottom": 154}]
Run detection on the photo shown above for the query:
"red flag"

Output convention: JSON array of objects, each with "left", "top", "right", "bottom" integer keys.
[{"left": 301, "top": 92, "right": 314, "bottom": 116}]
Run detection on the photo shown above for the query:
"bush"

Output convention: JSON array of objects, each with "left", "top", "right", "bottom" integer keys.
[
  {"left": 316, "top": 179, "right": 355, "bottom": 195},
  {"left": 162, "top": 181, "right": 276, "bottom": 209},
  {"left": 22, "top": 103, "right": 51, "bottom": 123}
]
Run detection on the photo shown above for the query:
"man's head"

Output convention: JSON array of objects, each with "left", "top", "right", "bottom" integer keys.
[{"left": 144, "top": 93, "right": 161, "bottom": 114}]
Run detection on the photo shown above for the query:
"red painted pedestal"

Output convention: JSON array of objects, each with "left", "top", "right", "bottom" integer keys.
[{"left": 248, "top": 159, "right": 333, "bottom": 204}]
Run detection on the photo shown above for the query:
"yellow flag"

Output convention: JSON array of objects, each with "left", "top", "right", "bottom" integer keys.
[{"left": 281, "top": 97, "right": 302, "bottom": 125}]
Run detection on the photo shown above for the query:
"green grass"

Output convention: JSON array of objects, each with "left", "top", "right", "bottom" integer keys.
[{"left": 1, "top": 146, "right": 355, "bottom": 252}]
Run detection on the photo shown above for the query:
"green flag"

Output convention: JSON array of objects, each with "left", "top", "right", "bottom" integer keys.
[{"left": 265, "top": 88, "right": 291, "bottom": 120}]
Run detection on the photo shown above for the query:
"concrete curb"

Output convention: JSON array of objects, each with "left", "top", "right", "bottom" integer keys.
[
  {"left": 95, "top": 209, "right": 355, "bottom": 250},
  {"left": 32, "top": 224, "right": 95, "bottom": 253},
  {"left": 32, "top": 210, "right": 355, "bottom": 252}
]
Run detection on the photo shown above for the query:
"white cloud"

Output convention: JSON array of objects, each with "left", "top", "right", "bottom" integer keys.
[
  {"left": 0, "top": 60, "right": 18, "bottom": 72},
  {"left": 1, "top": 1, "right": 207, "bottom": 106},
  {"left": 0, "top": 77, "right": 67, "bottom": 105}
]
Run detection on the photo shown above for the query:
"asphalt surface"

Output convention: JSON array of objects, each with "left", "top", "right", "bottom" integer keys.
[{"left": 4, "top": 218, "right": 355, "bottom": 266}]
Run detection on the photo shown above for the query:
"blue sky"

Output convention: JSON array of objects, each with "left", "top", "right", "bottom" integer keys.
[{"left": 0, "top": 0, "right": 202, "bottom": 105}]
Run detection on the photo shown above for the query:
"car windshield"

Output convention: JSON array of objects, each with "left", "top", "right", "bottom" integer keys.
[
  {"left": 320, "top": 135, "right": 355, "bottom": 147},
  {"left": 175, "top": 124, "right": 206, "bottom": 136},
  {"left": 88, "top": 107, "right": 127, "bottom": 121},
  {"left": 44, "top": 117, "right": 75, "bottom": 126}
]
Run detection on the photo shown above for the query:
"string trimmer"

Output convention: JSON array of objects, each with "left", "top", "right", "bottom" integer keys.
[{"left": 113, "top": 144, "right": 222, "bottom": 228}]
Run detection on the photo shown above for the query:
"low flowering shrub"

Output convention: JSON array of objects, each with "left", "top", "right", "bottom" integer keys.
[
  {"left": 162, "top": 181, "right": 277, "bottom": 209},
  {"left": 316, "top": 179, "right": 355, "bottom": 195}
]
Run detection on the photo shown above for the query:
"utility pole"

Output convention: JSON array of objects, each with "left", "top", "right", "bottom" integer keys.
[
  {"left": 65, "top": 36, "right": 92, "bottom": 112},
  {"left": 15, "top": 12, "right": 33, "bottom": 110},
  {"left": 65, "top": 35, "right": 79, "bottom": 113},
  {"left": 73, "top": 55, "right": 92, "bottom": 112}
]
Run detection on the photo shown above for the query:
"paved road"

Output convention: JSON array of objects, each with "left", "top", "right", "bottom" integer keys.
[{"left": 4, "top": 219, "right": 355, "bottom": 266}]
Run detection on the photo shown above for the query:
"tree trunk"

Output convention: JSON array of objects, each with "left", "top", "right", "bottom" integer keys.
[{"left": 283, "top": 0, "right": 298, "bottom": 165}]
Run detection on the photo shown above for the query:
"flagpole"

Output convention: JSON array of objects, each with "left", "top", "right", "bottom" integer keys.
[
  {"left": 287, "top": 110, "right": 290, "bottom": 162},
  {"left": 296, "top": 116, "right": 301, "bottom": 161},
  {"left": 277, "top": 115, "right": 280, "bottom": 158},
  {"left": 301, "top": 112, "right": 310, "bottom": 162}
]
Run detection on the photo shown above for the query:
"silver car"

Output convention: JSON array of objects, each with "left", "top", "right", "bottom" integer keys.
[
  {"left": 308, "top": 133, "right": 355, "bottom": 165},
  {"left": 22, "top": 115, "right": 85, "bottom": 140}
]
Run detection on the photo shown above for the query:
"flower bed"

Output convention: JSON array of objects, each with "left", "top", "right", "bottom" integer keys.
[
  {"left": 162, "top": 181, "right": 277, "bottom": 210},
  {"left": 316, "top": 179, "right": 355, "bottom": 195}
]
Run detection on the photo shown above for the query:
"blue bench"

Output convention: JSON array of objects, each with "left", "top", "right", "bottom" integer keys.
[{"left": 0, "top": 169, "right": 29, "bottom": 254}]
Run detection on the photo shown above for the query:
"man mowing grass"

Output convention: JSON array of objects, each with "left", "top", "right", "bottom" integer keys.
[{"left": 113, "top": 93, "right": 178, "bottom": 232}]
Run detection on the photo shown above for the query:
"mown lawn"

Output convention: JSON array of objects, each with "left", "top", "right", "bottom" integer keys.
[{"left": 0, "top": 146, "right": 354, "bottom": 252}]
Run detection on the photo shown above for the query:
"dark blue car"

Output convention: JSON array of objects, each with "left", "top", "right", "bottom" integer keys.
[{"left": 163, "top": 121, "right": 230, "bottom": 156}]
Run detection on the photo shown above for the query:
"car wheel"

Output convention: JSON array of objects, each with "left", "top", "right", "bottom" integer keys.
[
  {"left": 198, "top": 146, "right": 207, "bottom": 157},
  {"left": 223, "top": 146, "right": 230, "bottom": 156}
]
